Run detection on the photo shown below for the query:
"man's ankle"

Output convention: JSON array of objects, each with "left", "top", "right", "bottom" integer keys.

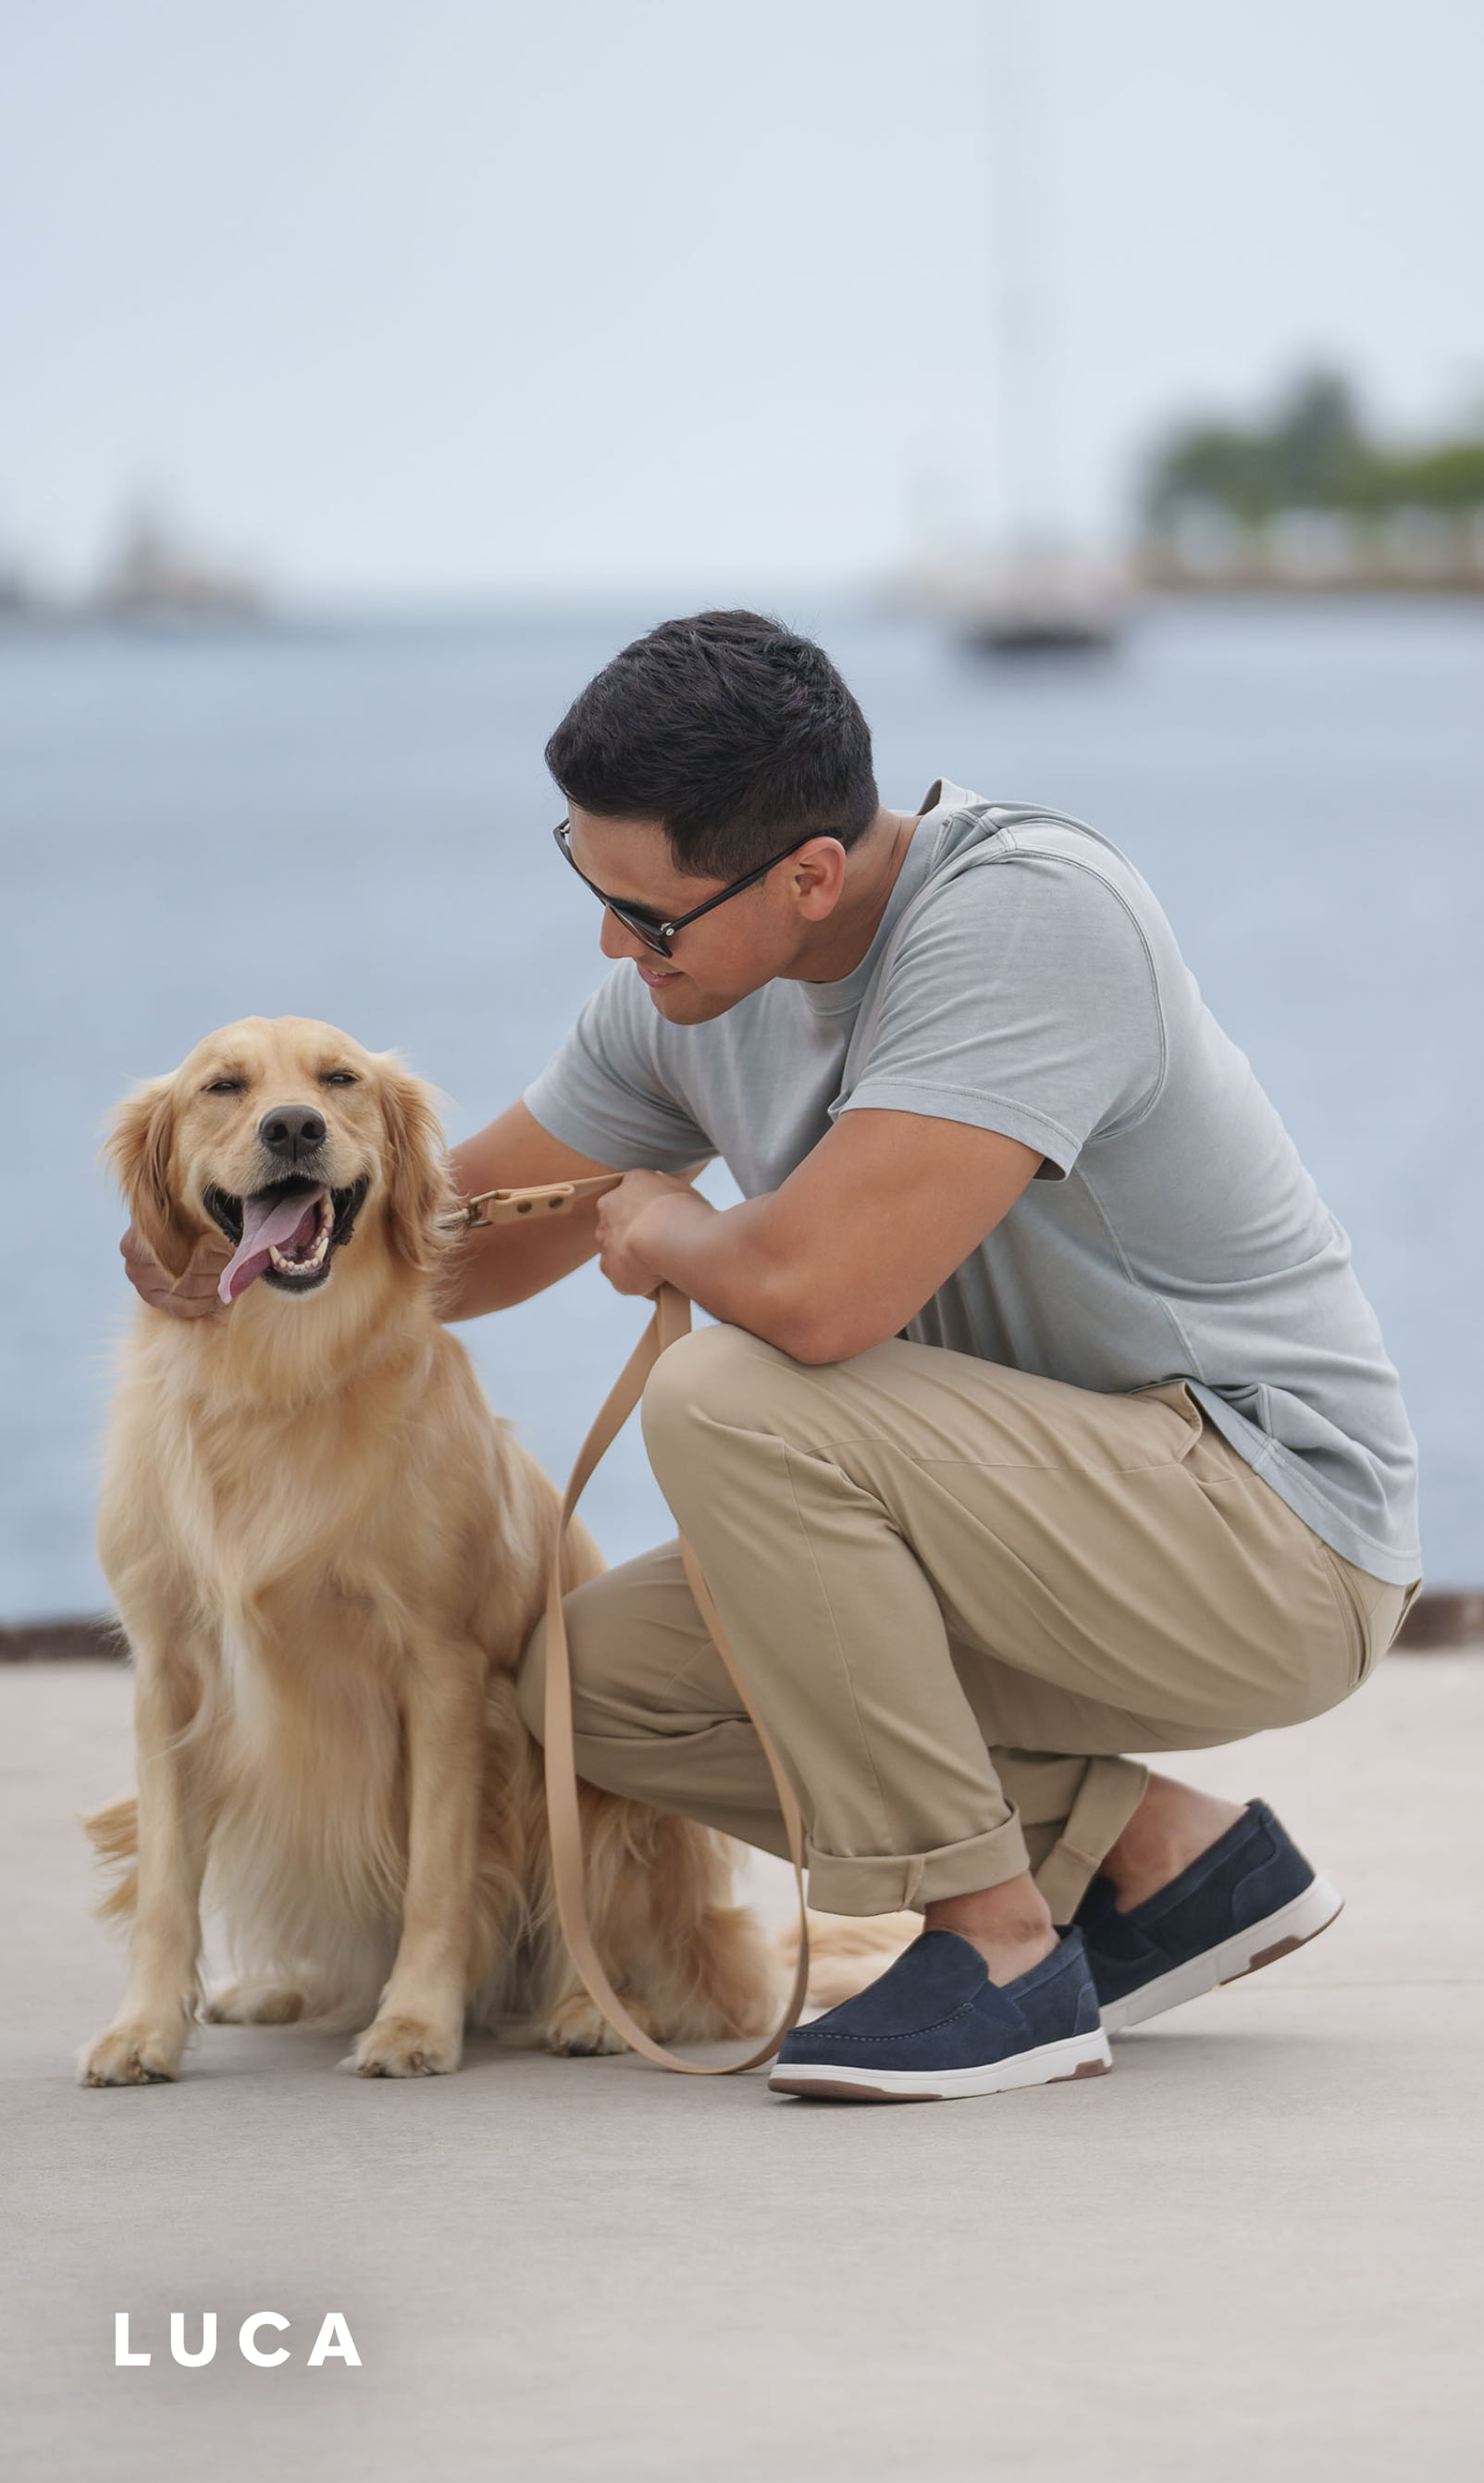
[
  {"left": 923, "top": 1875, "right": 1058, "bottom": 1985},
  {"left": 1099, "top": 1775, "right": 1245, "bottom": 1914}
]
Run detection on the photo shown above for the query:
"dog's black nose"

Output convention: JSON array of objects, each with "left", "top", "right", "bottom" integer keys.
[{"left": 258, "top": 1104, "right": 328, "bottom": 1161}]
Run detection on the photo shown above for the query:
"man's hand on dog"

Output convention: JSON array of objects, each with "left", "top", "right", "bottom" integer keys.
[
  {"left": 594, "top": 1171, "right": 711, "bottom": 1299},
  {"left": 120, "top": 1223, "right": 231, "bottom": 1319}
]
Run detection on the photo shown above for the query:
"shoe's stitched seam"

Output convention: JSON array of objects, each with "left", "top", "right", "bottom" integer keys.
[
  {"left": 799, "top": 2001, "right": 980, "bottom": 2045},
  {"left": 798, "top": 2005, "right": 1042, "bottom": 2045},
  {"left": 798, "top": 1987, "right": 1083, "bottom": 2049},
  {"left": 796, "top": 2019, "right": 1048, "bottom": 2051}
]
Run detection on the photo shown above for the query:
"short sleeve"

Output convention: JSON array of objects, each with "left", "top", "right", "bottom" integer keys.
[
  {"left": 523, "top": 967, "right": 715, "bottom": 1172},
  {"left": 839, "top": 852, "right": 1166, "bottom": 1179}
]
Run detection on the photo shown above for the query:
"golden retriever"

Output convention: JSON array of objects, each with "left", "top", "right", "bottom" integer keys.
[{"left": 79, "top": 1014, "right": 778, "bottom": 2083}]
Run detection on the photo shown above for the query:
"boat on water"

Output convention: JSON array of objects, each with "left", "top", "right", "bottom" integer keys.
[
  {"left": 909, "top": 545, "right": 1130, "bottom": 656},
  {"left": 900, "top": 3, "right": 1131, "bottom": 660}
]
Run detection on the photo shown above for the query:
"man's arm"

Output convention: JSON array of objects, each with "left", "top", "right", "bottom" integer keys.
[
  {"left": 442, "top": 1100, "right": 623, "bottom": 1320},
  {"left": 594, "top": 1108, "right": 1042, "bottom": 1362}
]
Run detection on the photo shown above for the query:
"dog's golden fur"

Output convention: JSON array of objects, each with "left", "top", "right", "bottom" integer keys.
[{"left": 79, "top": 1015, "right": 777, "bottom": 2084}]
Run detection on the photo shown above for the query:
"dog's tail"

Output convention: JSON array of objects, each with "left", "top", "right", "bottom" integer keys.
[{"left": 82, "top": 1796, "right": 139, "bottom": 1921}]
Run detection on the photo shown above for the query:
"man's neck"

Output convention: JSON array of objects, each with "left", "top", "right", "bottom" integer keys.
[{"left": 785, "top": 807, "right": 921, "bottom": 985}]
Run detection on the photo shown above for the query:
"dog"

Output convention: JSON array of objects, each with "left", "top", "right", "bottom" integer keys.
[{"left": 78, "top": 1014, "right": 779, "bottom": 2083}]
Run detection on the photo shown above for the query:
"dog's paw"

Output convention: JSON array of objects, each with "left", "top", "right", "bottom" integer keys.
[
  {"left": 342, "top": 2013, "right": 462, "bottom": 2078},
  {"left": 203, "top": 1980, "right": 306, "bottom": 2025},
  {"left": 542, "top": 1991, "right": 655, "bottom": 2057},
  {"left": 77, "top": 2020, "right": 186, "bottom": 2088}
]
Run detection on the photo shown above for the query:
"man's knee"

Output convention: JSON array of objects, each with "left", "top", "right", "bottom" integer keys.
[{"left": 640, "top": 1321, "right": 786, "bottom": 1471}]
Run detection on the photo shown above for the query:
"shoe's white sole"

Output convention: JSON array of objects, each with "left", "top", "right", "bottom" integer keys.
[
  {"left": 768, "top": 2025, "right": 1112, "bottom": 2103},
  {"left": 1098, "top": 1872, "right": 1344, "bottom": 2034}
]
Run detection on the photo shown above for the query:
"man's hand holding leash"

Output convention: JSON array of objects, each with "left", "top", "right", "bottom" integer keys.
[{"left": 593, "top": 1172, "right": 713, "bottom": 1300}]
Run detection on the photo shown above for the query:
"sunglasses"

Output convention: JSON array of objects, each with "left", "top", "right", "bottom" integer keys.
[{"left": 552, "top": 818, "right": 822, "bottom": 960}]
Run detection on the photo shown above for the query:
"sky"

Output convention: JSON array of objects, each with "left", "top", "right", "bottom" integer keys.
[{"left": 4, "top": 0, "right": 1483, "bottom": 599}]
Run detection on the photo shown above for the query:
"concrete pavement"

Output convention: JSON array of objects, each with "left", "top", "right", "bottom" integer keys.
[{"left": 3, "top": 1650, "right": 1481, "bottom": 2481}]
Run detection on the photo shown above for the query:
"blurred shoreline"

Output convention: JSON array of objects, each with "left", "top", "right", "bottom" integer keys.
[{"left": 5, "top": 584, "right": 1484, "bottom": 639}]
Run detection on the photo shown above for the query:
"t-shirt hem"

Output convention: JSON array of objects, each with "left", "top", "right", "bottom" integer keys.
[
  {"left": 836, "top": 1079, "right": 1080, "bottom": 1176},
  {"left": 1187, "top": 1384, "right": 1421, "bottom": 1586}
]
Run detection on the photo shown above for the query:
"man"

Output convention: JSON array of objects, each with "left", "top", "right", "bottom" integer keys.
[{"left": 129, "top": 610, "right": 1420, "bottom": 2104}]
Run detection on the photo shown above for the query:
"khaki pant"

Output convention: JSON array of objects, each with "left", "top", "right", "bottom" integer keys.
[{"left": 517, "top": 1325, "right": 1414, "bottom": 1922}]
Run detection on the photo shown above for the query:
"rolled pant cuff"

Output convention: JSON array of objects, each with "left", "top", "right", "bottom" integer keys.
[
  {"left": 1032, "top": 1756, "right": 1150, "bottom": 1923},
  {"left": 804, "top": 1817, "right": 1032, "bottom": 1916}
]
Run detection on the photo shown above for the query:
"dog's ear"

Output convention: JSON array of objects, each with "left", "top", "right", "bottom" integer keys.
[
  {"left": 105, "top": 1077, "right": 195, "bottom": 1278},
  {"left": 374, "top": 1059, "right": 458, "bottom": 1276}
]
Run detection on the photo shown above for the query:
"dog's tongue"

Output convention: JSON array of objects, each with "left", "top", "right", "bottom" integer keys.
[{"left": 218, "top": 1190, "right": 325, "bottom": 1304}]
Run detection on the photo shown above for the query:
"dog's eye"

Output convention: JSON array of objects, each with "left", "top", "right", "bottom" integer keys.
[
  {"left": 204, "top": 1078, "right": 243, "bottom": 1095},
  {"left": 321, "top": 1071, "right": 359, "bottom": 1086}
]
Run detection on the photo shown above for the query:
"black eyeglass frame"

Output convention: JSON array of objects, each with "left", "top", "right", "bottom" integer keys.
[{"left": 552, "top": 818, "right": 826, "bottom": 959}]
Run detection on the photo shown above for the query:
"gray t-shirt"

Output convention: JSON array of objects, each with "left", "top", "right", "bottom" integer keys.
[{"left": 526, "top": 780, "right": 1419, "bottom": 1585}]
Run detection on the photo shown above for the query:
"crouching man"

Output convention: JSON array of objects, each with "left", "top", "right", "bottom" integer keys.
[{"left": 130, "top": 610, "right": 1421, "bottom": 2104}]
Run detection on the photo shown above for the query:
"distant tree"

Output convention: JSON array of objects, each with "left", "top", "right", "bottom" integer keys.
[
  {"left": 1143, "top": 371, "right": 1484, "bottom": 526},
  {"left": 1388, "top": 440, "right": 1484, "bottom": 509}
]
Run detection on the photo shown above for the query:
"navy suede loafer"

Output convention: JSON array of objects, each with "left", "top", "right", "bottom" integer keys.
[
  {"left": 768, "top": 1926, "right": 1111, "bottom": 2103},
  {"left": 1076, "top": 1798, "right": 1343, "bottom": 2033}
]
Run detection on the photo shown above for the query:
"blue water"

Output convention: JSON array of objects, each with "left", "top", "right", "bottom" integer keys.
[{"left": 2, "top": 597, "right": 1479, "bottom": 1617}]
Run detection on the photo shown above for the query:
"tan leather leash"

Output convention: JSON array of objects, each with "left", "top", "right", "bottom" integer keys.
[{"left": 464, "top": 1176, "right": 811, "bottom": 2073}]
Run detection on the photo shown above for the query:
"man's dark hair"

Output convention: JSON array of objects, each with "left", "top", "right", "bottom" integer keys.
[{"left": 544, "top": 610, "right": 880, "bottom": 880}]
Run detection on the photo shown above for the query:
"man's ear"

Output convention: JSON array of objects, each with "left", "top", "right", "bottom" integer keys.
[
  {"left": 374, "top": 1058, "right": 458, "bottom": 1276},
  {"left": 105, "top": 1077, "right": 194, "bottom": 1278}
]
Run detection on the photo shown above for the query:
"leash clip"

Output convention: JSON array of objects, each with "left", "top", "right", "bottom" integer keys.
[{"left": 461, "top": 1173, "right": 624, "bottom": 1231}]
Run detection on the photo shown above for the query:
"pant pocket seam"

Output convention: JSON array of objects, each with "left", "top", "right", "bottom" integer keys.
[{"left": 1315, "top": 1538, "right": 1375, "bottom": 1687}]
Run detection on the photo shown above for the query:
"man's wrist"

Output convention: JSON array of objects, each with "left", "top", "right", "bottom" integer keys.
[
  {"left": 633, "top": 1186, "right": 804, "bottom": 1348},
  {"left": 635, "top": 1185, "right": 716, "bottom": 1282}
]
